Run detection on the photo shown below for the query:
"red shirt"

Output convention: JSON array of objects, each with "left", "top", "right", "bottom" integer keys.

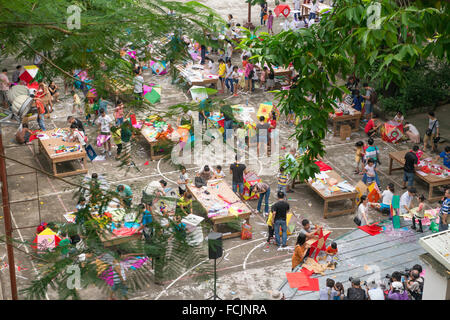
[
  {"left": 326, "top": 246, "right": 338, "bottom": 255},
  {"left": 364, "top": 119, "right": 375, "bottom": 134},
  {"left": 268, "top": 119, "right": 276, "bottom": 132}
]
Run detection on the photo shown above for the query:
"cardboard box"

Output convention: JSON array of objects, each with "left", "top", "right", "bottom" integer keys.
[{"left": 340, "top": 124, "right": 351, "bottom": 140}]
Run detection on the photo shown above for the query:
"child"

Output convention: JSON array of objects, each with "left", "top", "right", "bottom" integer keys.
[
  {"left": 114, "top": 100, "right": 124, "bottom": 126},
  {"left": 177, "top": 166, "right": 189, "bottom": 196},
  {"left": 213, "top": 165, "right": 225, "bottom": 179},
  {"left": 236, "top": 122, "right": 247, "bottom": 151},
  {"left": 375, "top": 183, "right": 394, "bottom": 215},
  {"left": 354, "top": 141, "right": 364, "bottom": 174},
  {"left": 177, "top": 192, "right": 193, "bottom": 216},
  {"left": 218, "top": 58, "right": 226, "bottom": 93},
  {"left": 251, "top": 66, "right": 259, "bottom": 92},
  {"left": 231, "top": 66, "right": 240, "bottom": 96},
  {"left": 68, "top": 123, "right": 87, "bottom": 148},
  {"left": 111, "top": 126, "right": 122, "bottom": 160},
  {"left": 277, "top": 167, "right": 290, "bottom": 195},
  {"left": 260, "top": 66, "right": 267, "bottom": 89},
  {"left": 267, "top": 10, "right": 274, "bottom": 35},
  {"left": 266, "top": 69, "right": 275, "bottom": 91},
  {"left": 72, "top": 90, "right": 82, "bottom": 114},
  {"left": 325, "top": 242, "right": 338, "bottom": 266},
  {"left": 266, "top": 211, "right": 275, "bottom": 245},
  {"left": 15, "top": 123, "right": 33, "bottom": 144},
  {"left": 269, "top": 111, "right": 277, "bottom": 152},
  {"left": 362, "top": 158, "right": 378, "bottom": 186},
  {"left": 76, "top": 197, "right": 87, "bottom": 211},
  {"left": 207, "top": 57, "right": 218, "bottom": 75},
  {"left": 410, "top": 195, "right": 425, "bottom": 233},
  {"left": 225, "top": 41, "right": 233, "bottom": 62},
  {"left": 351, "top": 89, "right": 364, "bottom": 112},
  {"left": 84, "top": 97, "right": 94, "bottom": 126}
]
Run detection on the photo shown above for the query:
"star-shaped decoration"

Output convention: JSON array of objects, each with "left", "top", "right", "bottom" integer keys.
[{"left": 308, "top": 228, "right": 331, "bottom": 261}]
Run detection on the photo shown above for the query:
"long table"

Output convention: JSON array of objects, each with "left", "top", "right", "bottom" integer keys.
[
  {"left": 37, "top": 128, "right": 88, "bottom": 177},
  {"left": 388, "top": 150, "right": 450, "bottom": 201},
  {"left": 187, "top": 180, "right": 252, "bottom": 239},
  {"left": 307, "top": 170, "right": 358, "bottom": 218},
  {"left": 301, "top": 3, "right": 332, "bottom": 16},
  {"left": 140, "top": 123, "right": 172, "bottom": 161},
  {"left": 175, "top": 63, "right": 219, "bottom": 87}
]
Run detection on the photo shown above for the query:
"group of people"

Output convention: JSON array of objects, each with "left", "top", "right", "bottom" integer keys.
[{"left": 319, "top": 264, "right": 425, "bottom": 300}]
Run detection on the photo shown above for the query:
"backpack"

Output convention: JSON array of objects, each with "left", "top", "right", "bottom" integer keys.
[{"left": 369, "top": 90, "right": 378, "bottom": 105}]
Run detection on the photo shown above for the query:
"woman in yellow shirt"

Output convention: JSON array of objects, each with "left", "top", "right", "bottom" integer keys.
[{"left": 291, "top": 233, "right": 310, "bottom": 271}]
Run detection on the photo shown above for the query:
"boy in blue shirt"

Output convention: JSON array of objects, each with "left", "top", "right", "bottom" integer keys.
[
  {"left": 351, "top": 89, "right": 364, "bottom": 112},
  {"left": 436, "top": 146, "right": 450, "bottom": 169}
]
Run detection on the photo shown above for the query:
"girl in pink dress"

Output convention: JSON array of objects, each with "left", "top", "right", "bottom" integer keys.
[{"left": 267, "top": 10, "right": 274, "bottom": 35}]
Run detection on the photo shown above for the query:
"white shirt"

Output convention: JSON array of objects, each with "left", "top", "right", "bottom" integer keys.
[
  {"left": 231, "top": 71, "right": 240, "bottom": 80},
  {"left": 357, "top": 203, "right": 368, "bottom": 225},
  {"left": 294, "top": 0, "right": 301, "bottom": 10},
  {"left": 72, "top": 129, "right": 86, "bottom": 146},
  {"left": 144, "top": 180, "right": 164, "bottom": 195},
  {"left": 381, "top": 190, "right": 394, "bottom": 206},
  {"left": 214, "top": 169, "right": 225, "bottom": 179},
  {"left": 311, "top": 3, "right": 319, "bottom": 13},
  {"left": 96, "top": 115, "right": 113, "bottom": 133},
  {"left": 368, "top": 288, "right": 385, "bottom": 300},
  {"left": 133, "top": 75, "right": 144, "bottom": 93},
  {"left": 208, "top": 61, "right": 218, "bottom": 75},
  {"left": 406, "top": 124, "right": 419, "bottom": 136},
  {"left": 365, "top": 164, "right": 376, "bottom": 177},
  {"left": 225, "top": 64, "right": 234, "bottom": 78},
  {"left": 226, "top": 43, "right": 233, "bottom": 57},
  {"left": 400, "top": 191, "right": 413, "bottom": 214},
  {"left": 179, "top": 172, "right": 189, "bottom": 191}
]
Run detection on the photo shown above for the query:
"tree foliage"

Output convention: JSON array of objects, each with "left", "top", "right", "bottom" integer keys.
[{"left": 240, "top": 0, "right": 449, "bottom": 181}]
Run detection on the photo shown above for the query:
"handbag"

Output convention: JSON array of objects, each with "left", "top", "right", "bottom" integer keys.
[
  {"left": 426, "top": 120, "right": 437, "bottom": 136},
  {"left": 433, "top": 136, "right": 440, "bottom": 144},
  {"left": 353, "top": 216, "right": 362, "bottom": 226}
]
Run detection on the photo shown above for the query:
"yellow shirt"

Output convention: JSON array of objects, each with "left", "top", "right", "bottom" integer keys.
[{"left": 218, "top": 63, "right": 226, "bottom": 77}]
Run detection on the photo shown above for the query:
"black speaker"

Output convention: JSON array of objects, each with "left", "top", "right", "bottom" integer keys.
[{"left": 208, "top": 232, "right": 223, "bottom": 259}]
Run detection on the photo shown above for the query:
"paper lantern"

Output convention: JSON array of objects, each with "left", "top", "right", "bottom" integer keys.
[{"left": 257, "top": 102, "right": 273, "bottom": 122}]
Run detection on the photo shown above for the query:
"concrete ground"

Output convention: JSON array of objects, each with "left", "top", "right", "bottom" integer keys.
[{"left": 0, "top": 0, "right": 449, "bottom": 300}]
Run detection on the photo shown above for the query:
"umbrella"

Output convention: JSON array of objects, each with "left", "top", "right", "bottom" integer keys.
[
  {"left": 189, "top": 86, "right": 217, "bottom": 102},
  {"left": 7, "top": 85, "right": 29, "bottom": 103},
  {"left": 150, "top": 60, "right": 167, "bottom": 75},
  {"left": 32, "top": 228, "right": 61, "bottom": 252},
  {"left": 11, "top": 95, "right": 33, "bottom": 119},
  {"left": 19, "top": 65, "right": 41, "bottom": 84},
  {"left": 274, "top": 4, "right": 291, "bottom": 18},
  {"left": 144, "top": 85, "right": 161, "bottom": 104}
]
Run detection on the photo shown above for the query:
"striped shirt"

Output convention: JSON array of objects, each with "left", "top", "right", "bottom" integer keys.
[
  {"left": 440, "top": 198, "right": 449, "bottom": 217},
  {"left": 278, "top": 173, "right": 289, "bottom": 186},
  {"left": 365, "top": 146, "right": 379, "bottom": 161},
  {"left": 254, "top": 182, "right": 270, "bottom": 193}
]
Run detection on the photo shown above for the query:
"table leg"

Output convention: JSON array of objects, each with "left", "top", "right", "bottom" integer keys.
[
  {"left": 355, "top": 117, "right": 360, "bottom": 130},
  {"left": 52, "top": 161, "right": 57, "bottom": 176},
  {"left": 83, "top": 155, "right": 87, "bottom": 169},
  {"left": 428, "top": 184, "right": 434, "bottom": 202},
  {"left": 150, "top": 143, "right": 154, "bottom": 161},
  {"left": 333, "top": 120, "right": 337, "bottom": 137},
  {"left": 323, "top": 200, "right": 329, "bottom": 219},
  {"left": 389, "top": 158, "right": 393, "bottom": 175}
]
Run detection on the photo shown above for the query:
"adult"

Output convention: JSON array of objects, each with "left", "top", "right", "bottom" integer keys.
[
  {"left": 220, "top": 101, "right": 234, "bottom": 142},
  {"left": 15, "top": 123, "right": 32, "bottom": 144},
  {"left": 291, "top": 233, "right": 309, "bottom": 270},
  {"left": 355, "top": 195, "right": 370, "bottom": 226},
  {"left": 120, "top": 121, "right": 133, "bottom": 166},
  {"left": 345, "top": 75, "right": 359, "bottom": 97},
  {"left": 402, "top": 145, "right": 419, "bottom": 189},
  {"left": 399, "top": 187, "right": 416, "bottom": 216},
  {"left": 351, "top": 89, "right": 364, "bottom": 112},
  {"left": 423, "top": 111, "right": 439, "bottom": 153},
  {"left": 319, "top": 279, "right": 339, "bottom": 300},
  {"left": 96, "top": 109, "right": 113, "bottom": 156},
  {"left": 365, "top": 138, "right": 380, "bottom": 167},
  {"left": 346, "top": 278, "right": 367, "bottom": 300},
  {"left": 406, "top": 269, "right": 424, "bottom": 301},
  {"left": 251, "top": 181, "right": 271, "bottom": 215},
  {"left": 269, "top": 191, "right": 290, "bottom": 248},
  {"left": 388, "top": 279, "right": 409, "bottom": 300},
  {"left": 364, "top": 116, "right": 381, "bottom": 138},
  {"left": 293, "top": 0, "right": 301, "bottom": 21},
  {"left": 177, "top": 166, "right": 189, "bottom": 196},
  {"left": 367, "top": 281, "right": 385, "bottom": 300},
  {"left": 260, "top": 2, "right": 268, "bottom": 25},
  {"left": 404, "top": 122, "right": 420, "bottom": 144},
  {"left": 48, "top": 80, "right": 60, "bottom": 102},
  {"left": 116, "top": 184, "right": 133, "bottom": 207},
  {"left": 198, "top": 98, "right": 212, "bottom": 129},
  {"left": 436, "top": 146, "right": 450, "bottom": 169},
  {"left": 199, "top": 165, "right": 213, "bottom": 182},
  {"left": 12, "top": 65, "right": 22, "bottom": 84},
  {"left": 438, "top": 189, "right": 449, "bottom": 232},
  {"left": 256, "top": 116, "right": 270, "bottom": 157},
  {"left": 230, "top": 156, "right": 247, "bottom": 196},
  {"left": 0, "top": 68, "right": 10, "bottom": 109},
  {"left": 133, "top": 70, "right": 144, "bottom": 101},
  {"left": 361, "top": 83, "right": 375, "bottom": 120},
  {"left": 142, "top": 179, "right": 167, "bottom": 207},
  {"left": 309, "top": 0, "right": 319, "bottom": 22},
  {"left": 224, "top": 60, "right": 234, "bottom": 94},
  {"left": 67, "top": 115, "right": 85, "bottom": 133},
  {"left": 300, "top": 219, "right": 318, "bottom": 240},
  {"left": 244, "top": 57, "right": 254, "bottom": 92},
  {"left": 227, "top": 14, "right": 236, "bottom": 29}
]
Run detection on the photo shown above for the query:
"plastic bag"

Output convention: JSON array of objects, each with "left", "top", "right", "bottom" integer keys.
[{"left": 241, "top": 223, "right": 252, "bottom": 240}]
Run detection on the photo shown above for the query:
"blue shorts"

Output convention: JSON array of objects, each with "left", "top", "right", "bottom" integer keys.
[{"left": 365, "top": 103, "right": 373, "bottom": 114}]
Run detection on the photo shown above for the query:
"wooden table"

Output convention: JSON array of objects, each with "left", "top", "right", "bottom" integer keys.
[
  {"left": 175, "top": 64, "right": 219, "bottom": 87},
  {"left": 37, "top": 128, "right": 88, "bottom": 177},
  {"left": 388, "top": 150, "right": 450, "bottom": 201},
  {"left": 307, "top": 170, "right": 358, "bottom": 218},
  {"left": 188, "top": 180, "right": 252, "bottom": 239},
  {"left": 330, "top": 109, "right": 361, "bottom": 136},
  {"left": 141, "top": 129, "right": 171, "bottom": 161},
  {"left": 301, "top": 3, "right": 332, "bottom": 16}
]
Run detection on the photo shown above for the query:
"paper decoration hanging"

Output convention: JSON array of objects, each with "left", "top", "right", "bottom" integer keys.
[
  {"left": 308, "top": 228, "right": 331, "bottom": 260},
  {"left": 391, "top": 195, "right": 401, "bottom": 229},
  {"left": 19, "top": 65, "right": 40, "bottom": 84},
  {"left": 274, "top": 4, "right": 291, "bottom": 18},
  {"left": 242, "top": 172, "right": 261, "bottom": 200},
  {"left": 150, "top": 60, "right": 168, "bottom": 75},
  {"left": 31, "top": 228, "right": 61, "bottom": 252},
  {"left": 144, "top": 85, "right": 161, "bottom": 104},
  {"left": 381, "top": 122, "right": 404, "bottom": 144}
]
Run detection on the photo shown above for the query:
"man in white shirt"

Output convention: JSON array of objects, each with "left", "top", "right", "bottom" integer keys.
[
  {"left": 367, "top": 282, "right": 385, "bottom": 300},
  {"left": 142, "top": 179, "right": 167, "bottom": 207},
  {"left": 309, "top": 1, "right": 319, "bottom": 23},
  {"left": 96, "top": 109, "right": 113, "bottom": 156},
  {"left": 400, "top": 187, "right": 416, "bottom": 215},
  {"left": 293, "top": 0, "right": 301, "bottom": 21},
  {"left": 133, "top": 70, "right": 144, "bottom": 101}
]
